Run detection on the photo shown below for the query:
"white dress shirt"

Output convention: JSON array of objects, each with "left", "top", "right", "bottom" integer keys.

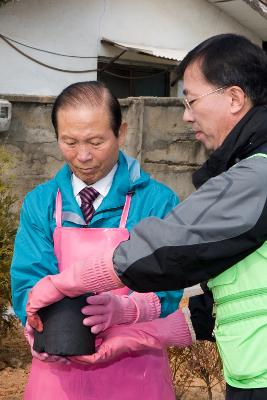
[{"left": 72, "top": 163, "right": 118, "bottom": 211}]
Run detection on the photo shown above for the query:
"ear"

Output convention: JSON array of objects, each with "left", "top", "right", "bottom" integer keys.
[
  {"left": 118, "top": 122, "right": 127, "bottom": 146},
  {"left": 228, "top": 86, "right": 251, "bottom": 114}
]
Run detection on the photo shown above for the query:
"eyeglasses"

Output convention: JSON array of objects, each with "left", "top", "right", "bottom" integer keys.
[{"left": 183, "top": 86, "right": 227, "bottom": 111}]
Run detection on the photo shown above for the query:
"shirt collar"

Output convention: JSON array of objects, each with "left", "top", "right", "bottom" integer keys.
[{"left": 72, "top": 163, "right": 118, "bottom": 198}]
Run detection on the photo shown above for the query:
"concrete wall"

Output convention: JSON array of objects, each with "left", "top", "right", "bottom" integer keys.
[
  {"left": 0, "top": 0, "right": 261, "bottom": 96},
  {"left": 120, "top": 97, "right": 207, "bottom": 199},
  {"left": 0, "top": 96, "right": 207, "bottom": 204}
]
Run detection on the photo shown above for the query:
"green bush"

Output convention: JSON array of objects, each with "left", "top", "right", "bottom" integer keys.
[{"left": 0, "top": 146, "right": 18, "bottom": 341}]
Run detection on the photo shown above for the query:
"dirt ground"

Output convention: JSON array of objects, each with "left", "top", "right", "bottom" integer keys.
[
  {"left": 0, "top": 322, "right": 31, "bottom": 400},
  {"left": 0, "top": 323, "right": 224, "bottom": 400}
]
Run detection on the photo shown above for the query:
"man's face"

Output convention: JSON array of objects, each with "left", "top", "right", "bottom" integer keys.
[
  {"left": 182, "top": 62, "right": 234, "bottom": 152},
  {"left": 57, "top": 104, "right": 126, "bottom": 185}
]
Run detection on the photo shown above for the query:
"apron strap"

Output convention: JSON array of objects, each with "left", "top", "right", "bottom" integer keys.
[
  {"left": 119, "top": 193, "right": 132, "bottom": 228},
  {"left": 56, "top": 189, "right": 132, "bottom": 229},
  {"left": 55, "top": 189, "right": 62, "bottom": 227}
]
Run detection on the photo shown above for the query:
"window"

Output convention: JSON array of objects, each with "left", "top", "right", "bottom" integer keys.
[
  {"left": 98, "top": 61, "right": 170, "bottom": 98},
  {"left": 0, "top": 106, "right": 8, "bottom": 118}
]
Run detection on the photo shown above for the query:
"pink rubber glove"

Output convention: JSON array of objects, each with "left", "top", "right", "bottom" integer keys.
[
  {"left": 51, "top": 253, "right": 123, "bottom": 296},
  {"left": 26, "top": 254, "right": 123, "bottom": 332},
  {"left": 70, "top": 308, "right": 194, "bottom": 365},
  {"left": 82, "top": 292, "right": 161, "bottom": 334},
  {"left": 26, "top": 277, "right": 65, "bottom": 331},
  {"left": 24, "top": 321, "right": 70, "bottom": 365}
]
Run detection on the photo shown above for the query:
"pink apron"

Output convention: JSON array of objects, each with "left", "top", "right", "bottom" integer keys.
[{"left": 24, "top": 191, "right": 175, "bottom": 400}]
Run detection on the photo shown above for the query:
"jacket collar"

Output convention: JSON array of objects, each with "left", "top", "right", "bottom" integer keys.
[
  {"left": 193, "top": 105, "right": 267, "bottom": 189},
  {"left": 92, "top": 152, "right": 150, "bottom": 224},
  {"left": 54, "top": 151, "right": 150, "bottom": 224},
  {"left": 54, "top": 164, "right": 85, "bottom": 224}
]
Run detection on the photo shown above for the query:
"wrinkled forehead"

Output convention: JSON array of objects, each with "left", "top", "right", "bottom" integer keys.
[
  {"left": 56, "top": 103, "right": 116, "bottom": 138},
  {"left": 56, "top": 103, "right": 112, "bottom": 128}
]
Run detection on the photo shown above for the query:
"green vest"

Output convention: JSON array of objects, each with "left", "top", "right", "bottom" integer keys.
[{"left": 208, "top": 154, "right": 267, "bottom": 389}]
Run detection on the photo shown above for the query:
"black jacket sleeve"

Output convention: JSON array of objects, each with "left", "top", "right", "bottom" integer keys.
[
  {"left": 188, "top": 288, "right": 215, "bottom": 342},
  {"left": 114, "top": 156, "right": 267, "bottom": 292}
]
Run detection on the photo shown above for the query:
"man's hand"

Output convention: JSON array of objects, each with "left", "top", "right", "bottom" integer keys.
[
  {"left": 51, "top": 254, "right": 123, "bottom": 296},
  {"left": 24, "top": 321, "right": 70, "bottom": 364},
  {"left": 26, "top": 276, "right": 65, "bottom": 331},
  {"left": 82, "top": 293, "right": 138, "bottom": 334},
  {"left": 26, "top": 249, "right": 127, "bottom": 333},
  {"left": 70, "top": 309, "right": 193, "bottom": 365},
  {"left": 69, "top": 324, "right": 161, "bottom": 365},
  {"left": 82, "top": 291, "right": 160, "bottom": 334}
]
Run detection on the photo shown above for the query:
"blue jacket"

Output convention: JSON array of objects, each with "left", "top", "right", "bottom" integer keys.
[{"left": 11, "top": 151, "right": 183, "bottom": 325}]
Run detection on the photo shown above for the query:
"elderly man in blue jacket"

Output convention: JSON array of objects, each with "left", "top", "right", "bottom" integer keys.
[{"left": 11, "top": 81, "right": 191, "bottom": 400}]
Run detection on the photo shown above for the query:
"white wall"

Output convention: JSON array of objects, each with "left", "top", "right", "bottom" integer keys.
[
  {"left": 0, "top": 0, "right": 261, "bottom": 96},
  {"left": 0, "top": 0, "right": 101, "bottom": 95},
  {"left": 100, "top": 0, "right": 260, "bottom": 53}
]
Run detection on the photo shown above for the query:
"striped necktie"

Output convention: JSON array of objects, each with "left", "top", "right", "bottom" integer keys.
[{"left": 79, "top": 187, "right": 99, "bottom": 224}]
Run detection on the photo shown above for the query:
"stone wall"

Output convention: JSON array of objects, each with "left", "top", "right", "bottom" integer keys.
[
  {"left": 121, "top": 97, "right": 207, "bottom": 200},
  {"left": 0, "top": 96, "right": 207, "bottom": 205}
]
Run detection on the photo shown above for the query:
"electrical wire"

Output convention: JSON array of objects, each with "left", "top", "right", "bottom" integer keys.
[
  {"left": 0, "top": 34, "right": 98, "bottom": 73},
  {"left": 0, "top": 33, "right": 97, "bottom": 58},
  {"left": 0, "top": 33, "right": 170, "bottom": 78}
]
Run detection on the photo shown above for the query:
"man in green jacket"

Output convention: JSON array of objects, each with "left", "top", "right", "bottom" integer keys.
[{"left": 26, "top": 35, "right": 267, "bottom": 399}]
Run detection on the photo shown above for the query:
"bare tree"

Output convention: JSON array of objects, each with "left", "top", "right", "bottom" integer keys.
[{"left": 169, "top": 341, "right": 225, "bottom": 399}]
